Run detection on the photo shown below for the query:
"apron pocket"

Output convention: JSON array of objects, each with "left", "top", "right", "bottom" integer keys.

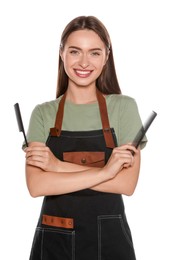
[
  {"left": 63, "top": 151, "right": 105, "bottom": 167},
  {"left": 29, "top": 227, "right": 75, "bottom": 260},
  {"left": 97, "top": 214, "right": 136, "bottom": 260}
]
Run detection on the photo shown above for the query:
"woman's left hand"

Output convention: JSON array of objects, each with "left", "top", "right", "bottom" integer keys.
[{"left": 25, "top": 142, "right": 59, "bottom": 172}]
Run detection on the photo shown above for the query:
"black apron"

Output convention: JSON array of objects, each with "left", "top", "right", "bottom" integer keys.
[{"left": 29, "top": 90, "right": 136, "bottom": 260}]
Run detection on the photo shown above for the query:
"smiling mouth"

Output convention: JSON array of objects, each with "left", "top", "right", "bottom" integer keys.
[{"left": 74, "top": 69, "right": 93, "bottom": 78}]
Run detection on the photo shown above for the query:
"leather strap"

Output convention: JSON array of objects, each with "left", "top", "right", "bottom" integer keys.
[
  {"left": 42, "top": 214, "right": 74, "bottom": 229},
  {"left": 50, "top": 89, "right": 115, "bottom": 148},
  {"left": 50, "top": 92, "right": 67, "bottom": 137},
  {"left": 96, "top": 89, "right": 115, "bottom": 148}
]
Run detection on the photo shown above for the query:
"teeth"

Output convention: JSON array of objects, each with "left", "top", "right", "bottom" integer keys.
[{"left": 75, "top": 70, "right": 91, "bottom": 75}]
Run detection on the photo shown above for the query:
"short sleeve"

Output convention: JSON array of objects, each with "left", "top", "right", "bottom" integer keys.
[
  {"left": 22, "top": 105, "right": 46, "bottom": 149},
  {"left": 118, "top": 96, "right": 147, "bottom": 149}
]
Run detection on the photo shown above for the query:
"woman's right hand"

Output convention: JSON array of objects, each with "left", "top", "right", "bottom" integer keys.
[
  {"left": 25, "top": 142, "right": 60, "bottom": 173},
  {"left": 103, "top": 144, "right": 138, "bottom": 180}
]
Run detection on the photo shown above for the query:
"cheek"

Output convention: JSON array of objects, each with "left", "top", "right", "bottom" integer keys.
[
  {"left": 64, "top": 54, "right": 79, "bottom": 67},
  {"left": 63, "top": 58, "right": 76, "bottom": 77},
  {"left": 94, "top": 59, "right": 106, "bottom": 72},
  {"left": 93, "top": 55, "right": 107, "bottom": 67}
]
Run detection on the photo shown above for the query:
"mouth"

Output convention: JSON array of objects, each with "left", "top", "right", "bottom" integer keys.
[{"left": 74, "top": 69, "right": 93, "bottom": 78}]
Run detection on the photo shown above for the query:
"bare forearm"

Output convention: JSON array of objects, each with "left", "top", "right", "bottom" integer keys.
[
  {"left": 60, "top": 161, "right": 140, "bottom": 196},
  {"left": 26, "top": 163, "right": 139, "bottom": 197},
  {"left": 91, "top": 151, "right": 141, "bottom": 195},
  {"left": 25, "top": 143, "right": 139, "bottom": 197},
  {"left": 57, "top": 160, "right": 92, "bottom": 172},
  {"left": 91, "top": 167, "right": 140, "bottom": 195},
  {"left": 26, "top": 165, "right": 107, "bottom": 197},
  {"left": 55, "top": 155, "right": 140, "bottom": 196}
]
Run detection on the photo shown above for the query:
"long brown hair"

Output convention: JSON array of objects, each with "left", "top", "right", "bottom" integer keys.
[{"left": 56, "top": 16, "right": 121, "bottom": 98}]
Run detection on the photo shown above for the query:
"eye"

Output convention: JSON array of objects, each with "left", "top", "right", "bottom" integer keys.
[
  {"left": 70, "top": 49, "right": 79, "bottom": 55},
  {"left": 91, "top": 51, "right": 101, "bottom": 56}
]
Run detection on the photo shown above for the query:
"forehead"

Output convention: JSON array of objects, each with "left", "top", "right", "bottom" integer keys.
[{"left": 65, "top": 29, "right": 106, "bottom": 49}]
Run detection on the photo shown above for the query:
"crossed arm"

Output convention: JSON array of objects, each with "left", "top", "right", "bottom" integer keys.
[{"left": 25, "top": 142, "right": 140, "bottom": 197}]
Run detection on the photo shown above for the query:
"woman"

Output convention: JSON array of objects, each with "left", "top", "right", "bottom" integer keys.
[{"left": 25, "top": 16, "right": 147, "bottom": 260}]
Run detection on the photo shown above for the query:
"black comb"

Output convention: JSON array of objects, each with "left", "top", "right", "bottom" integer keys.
[{"left": 14, "top": 103, "right": 28, "bottom": 147}]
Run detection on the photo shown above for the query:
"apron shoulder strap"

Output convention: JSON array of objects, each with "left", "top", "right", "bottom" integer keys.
[
  {"left": 50, "top": 89, "right": 115, "bottom": 148},
  {"left": 50, "top": 92, "right": 66, "bottom": 137},
  {"left": 96, "top": 89, "right": 115, "bottom": 148},
  {"left": 50, "top": 92, "right": 66, "bottom": 136}
]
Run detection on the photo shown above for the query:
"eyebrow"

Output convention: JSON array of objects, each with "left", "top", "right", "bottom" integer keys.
[{"left": 68, "top": 46, "right": 103, "bottom": 51}]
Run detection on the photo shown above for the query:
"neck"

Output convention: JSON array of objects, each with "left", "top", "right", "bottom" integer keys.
[{"left": 66, "top": 86, "right": 97, "bottom": 104}]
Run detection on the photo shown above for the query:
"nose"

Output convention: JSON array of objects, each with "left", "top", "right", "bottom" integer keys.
[{"left": 79, "top": 54, "right": 89, "bottom": 69}]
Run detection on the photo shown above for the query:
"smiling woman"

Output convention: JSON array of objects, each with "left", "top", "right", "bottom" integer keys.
[
  {"left": 60, "top": 29, "right": 109, "bottom": 100},
  {"left": 24, "top": 16, "right": 147, "bottom": 260},
  {"left": 57, "top": 16, "right": 121, "bottom": 98}
]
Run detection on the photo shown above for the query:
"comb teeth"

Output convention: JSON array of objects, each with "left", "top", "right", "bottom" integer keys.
[
  {"left": 132, "top": 111, "right": 157, "bottom": 149},
  {"left": 14, "top": 103, "right": 28, "bottom": 147}
]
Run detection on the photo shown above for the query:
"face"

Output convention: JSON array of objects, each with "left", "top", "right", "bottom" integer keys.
[{"left": 60, "top": 29, "right": 108, "bottom": 89}]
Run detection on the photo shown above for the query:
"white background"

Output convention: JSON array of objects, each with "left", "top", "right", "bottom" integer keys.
[{"left": 0, "top": 0, "right": 170, "bottom": 259}]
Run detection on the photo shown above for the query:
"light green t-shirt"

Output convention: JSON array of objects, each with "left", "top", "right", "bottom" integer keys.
[{"left": 25, "top": 94, "right": 147, "bottom": 149}]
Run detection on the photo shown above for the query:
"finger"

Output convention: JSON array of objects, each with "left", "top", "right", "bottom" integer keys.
[
  {"left": 122, "top": 145, "right": 137, "bottom": 155},
  {"left": 26, "top": 147, "right": 49, "bottom": 153},
  {"left": 26, "top": 159, "right": 45, "bottom": 169},
  {"left": 112, "top": 148, "right": 133, "bottom": 157},
  {"left": 124, "top": 154, "right": 134, "bottom": 167},
  {"left": 26, "top": 155, "right": 44, "bottom": 163},
  {"left": 26, "top": 149, "right": 50, "bottom": 159}
]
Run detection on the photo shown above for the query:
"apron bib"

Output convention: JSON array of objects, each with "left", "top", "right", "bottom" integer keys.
[{"left": 29, "top": 90, "right": 136, "bottom": 260}]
